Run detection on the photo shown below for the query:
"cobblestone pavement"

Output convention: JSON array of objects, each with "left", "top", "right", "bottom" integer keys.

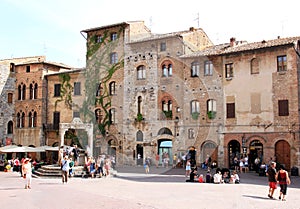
[{"left": 0, "top": 167, "right": 299, "bottom": 209}]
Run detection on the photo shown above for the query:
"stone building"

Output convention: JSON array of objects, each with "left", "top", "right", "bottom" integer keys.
[
  {"left": 1, "top": 21, "right": 300, "bottom": 171},
  {"left": 0, "top": 56, "right": 47, "bottom": 147},
  {"left": 183, "top": 37, "right": 300, "bottom": 170}
]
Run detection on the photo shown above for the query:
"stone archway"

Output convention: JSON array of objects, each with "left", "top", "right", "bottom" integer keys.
[{"left": 60, "top": 118, "right": 93, "bottom": 156}]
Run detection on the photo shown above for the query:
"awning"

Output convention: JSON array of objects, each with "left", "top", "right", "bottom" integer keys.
[{"left": 0, "top": 145, "right": 46, "bottom": 153}]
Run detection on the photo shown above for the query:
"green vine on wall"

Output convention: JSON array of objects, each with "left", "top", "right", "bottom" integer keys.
[
  {"left": 55, "top": 73, "right": 73, "bottom": 110},
  {"left": 80, "top": 26, "right": 124, "bottom": 136}
]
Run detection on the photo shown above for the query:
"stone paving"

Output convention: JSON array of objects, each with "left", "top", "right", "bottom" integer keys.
[{"left": 0, "top": 167, "right": 299, "bottom": 209}]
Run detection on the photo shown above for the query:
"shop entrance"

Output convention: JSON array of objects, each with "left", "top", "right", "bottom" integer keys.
[
  {"left": 228, "top": 140, "right": 241, "bottom": 169},
  {"left": 249, "top": 140, "right": 263, "bottom": 171},
  {"left": 158, "top": 140, "right": 172, "bottom": 166}
]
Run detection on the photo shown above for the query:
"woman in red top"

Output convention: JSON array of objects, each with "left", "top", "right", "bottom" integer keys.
[{"left": 277, "top": 164, "right": 291, "bottom": 201}]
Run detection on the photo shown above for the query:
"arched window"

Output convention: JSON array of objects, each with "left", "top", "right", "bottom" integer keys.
[
  {"left": 136, "top": 130, "right": 143, "bottom": 141},
  {"left": 22, "top": 84, "right": 26, "bottom": 100},
  {"left": 95, "top": 109, "right": 102, "bottom": 124},
  {"left": 34, "top": 83, "right": 38, "bottom": 99},
  {"left": 162, "top": 99, "right": 173, "bottom": 119},
  {"left": 191, "top": 100, "right": 200, "bottom": 114},
  {"left": 29, "top": 83, "right": 34, "bottom": 99},
  {"left": 207, "top": 99, "right": 217, "bottom": 119},
  {"left": 7, "top": 121, "right": 13, "bottom": 134},
  {"left": 251, "top": 58, "right": 259, "bottom": 74},
  {"left": 109, "top": 81, "right": 116, "bottom": 95},
  {"left": 109, "top": 108, "right": 116, "bottom": 124},
  {"left": 191, "top": 62, "right": 200, "bottom": 77},
  {"left": 138, "top": 96, "right": 142, "bottom": 114},
  {"left": 18, "top": 84, "right": 26, "bottom": 100},
  {"left": 137, "top": 65, "right": 146, "bottom": 80},
  {"left": 162, "top": 64, "right": 172, "bottom": 77},
  {"left": 28, "top": 110, "right": 37, "bottom": 127},
  {"left": 96, "top": 83, "right": 102, "bottom": 97},
  {"left": 17, "top": 111, "right": 25, "bottom": 128}
]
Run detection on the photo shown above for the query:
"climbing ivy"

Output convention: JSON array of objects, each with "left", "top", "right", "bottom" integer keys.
[
  {"left": 55, "top": 73, "right": 73, "bottom": 110},
  {"left": 80, "top": 27, "right": 124, "bottom": 137}
]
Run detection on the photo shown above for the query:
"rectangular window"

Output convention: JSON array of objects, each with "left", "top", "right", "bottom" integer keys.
[
  {"left": 191, "top": 62, "right": 199, "bottom": 77},
  {"left": 110, "top": 52, "right": 118, "bottom": 64},
  {"left": 109, "top": 108, "right": 115, "bottom": 124},
  {"left": 225, "top": 63, "right": 233, "bottom": 78},
  {"left": 10, "top": 63, "right": 15, "bottom": 73},
  {"left": 111, "top": 32, "right": 117, "bottom": 41},
  {"left": 53, "top": 112, "right": 60, "bottom": 130},
  {"left": 7, "top": 93, "right": 13, "bottom": 103},
  {"left": 74, "top": 82, "right": 81, "bottom": 95},
  {"left": 277, "top": 55, "right": 287, "bottom": 72},
  {"left": 96, "top": 35, "right": 103, "bottom": 43},
  {"left": 226, "top": 103, "right": 235, "bottom": 118},
  {"left": 278, "top": 100, "right": 289, "bottom": 116},
  {"left": 160, "top": 42, "right": 166, "bottom": 51},
  {"left": 26, "top": 66, "right": 30, "bottom": 73},
  {"left": 54, "top": 84, "right": 61, "bottom": 97},
  {"left": 73, "top": 111, "right": 80, "bottom": 118},
  {"left": 204, "top": 61, "right": 213, "bottom": 76}
]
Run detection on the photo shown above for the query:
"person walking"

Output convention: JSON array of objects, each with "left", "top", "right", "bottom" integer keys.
[
  {"left": 266, "top": 161, "right": 277, "bottom": 199},
  {"left": 61, "top": 155, "right": 70, "bottom": 183},
  {"left": 22, "top": 158, "right": 32, "bottom": 189},
  {"left": 155, "top": 153, "right": 160, "bottom": 168},
  {"left": 277, "top": 164, "right": 291, "bottom": 201}
]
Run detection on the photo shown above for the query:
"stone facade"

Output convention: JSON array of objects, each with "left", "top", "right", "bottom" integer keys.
[{"left": 1, "top": 22, "right": 300, "bottom": 171}]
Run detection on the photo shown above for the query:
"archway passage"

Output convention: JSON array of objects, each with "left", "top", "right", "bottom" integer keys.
[
  {"left": 202, "top": 141, "right": 218, "bottom": 166},
  {"left": 275, "top": 140, "right": 290, "bottom": 170},
  {"left": 228, "top": 140, "right": 241, "bottom": 169}
]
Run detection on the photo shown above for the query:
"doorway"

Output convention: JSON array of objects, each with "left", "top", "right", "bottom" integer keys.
[
  {"left": 275, "top": 140, "right": 290, "bottom": 170},
  {"left": 136, "top": 144, "right": 143, "bottom": 166},
  {"left": 158, "top": 140, "right": 172, "bottom": 166},
  {"left": 228, "top": 140, "right": 241, "bottom": 169},
  {"left": 249, "top": 140, "right": 263, "bottom": 171}
]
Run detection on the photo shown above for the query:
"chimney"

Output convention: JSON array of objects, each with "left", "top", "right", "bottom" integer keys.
[{"left": 230, "top": 37, "right": 236, "bottom": 47}]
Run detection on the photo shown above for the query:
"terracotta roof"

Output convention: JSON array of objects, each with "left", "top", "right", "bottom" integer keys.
[
  {"left": 15, "top": 61, "right": 72, "bottom": 69},
  {"left": 182, "top": 36, "right": 300, "bottom": 58}
]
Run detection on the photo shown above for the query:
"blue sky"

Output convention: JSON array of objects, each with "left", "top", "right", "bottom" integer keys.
[{"left": 1, "top": 0, "right": 299, "bottom": 68}]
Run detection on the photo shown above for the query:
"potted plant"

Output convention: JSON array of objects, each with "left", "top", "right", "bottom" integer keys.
[
  {"left": 191, "top": 112, "right": 199, "bottom": 120},
  {"left": 136, "top": 113, "right": 143, "bottom": 122},
  {"left": 207, "top": 111, "right": 216, "bottom": 119}
]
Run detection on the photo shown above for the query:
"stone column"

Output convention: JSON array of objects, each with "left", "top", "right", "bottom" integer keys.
[{"left": 60, "top": 128, "right": 67, "bottom": 147}]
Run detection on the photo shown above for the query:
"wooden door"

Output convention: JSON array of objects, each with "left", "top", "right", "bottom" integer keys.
[{"left": 275, "top": 140, "right": 290, "bottom": 170}]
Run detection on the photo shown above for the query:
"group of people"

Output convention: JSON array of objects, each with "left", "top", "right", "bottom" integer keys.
[
  {"left": 186, "top": 166, "right": 240, "bottom": 184},
  {"left": 233, "top": 155, "right": 249, "bottom": 173}
]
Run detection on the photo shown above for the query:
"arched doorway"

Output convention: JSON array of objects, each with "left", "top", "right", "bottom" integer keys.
[
  {"left": 158, "top": 140, "right": 172, "bottom": 166},
  {"left": 275, "top": 140, "right": 290, "bottom": 170},
  {"left": 228, "top": 140, "right": 241, "bottom": 169},
  {"left": 108, "top": 139, "right": 117, "bottom": 156},
  {"left": 249, "top": 140, "right": 263, "bottom": 171},
  {"left": 201, "top": 141, "right": 217, "bottom": 166}
]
